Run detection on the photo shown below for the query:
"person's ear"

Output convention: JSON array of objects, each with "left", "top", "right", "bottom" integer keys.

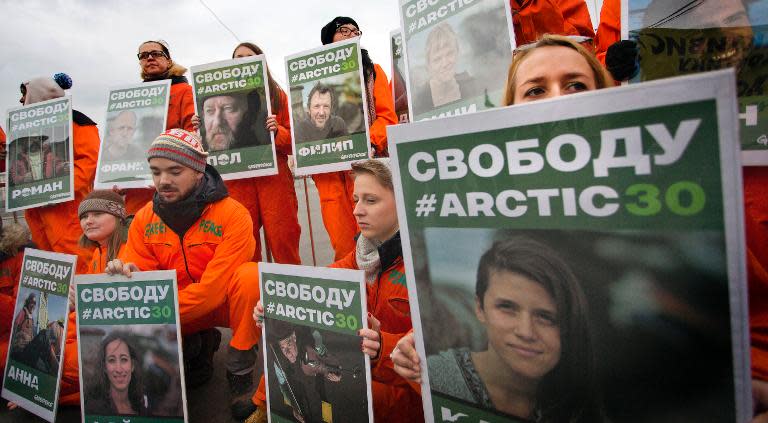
[{"left": 474, "top": 296, "right": 486, "bottom": 324}]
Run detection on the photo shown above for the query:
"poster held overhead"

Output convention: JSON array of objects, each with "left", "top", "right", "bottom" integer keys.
[
  {"left": 391, "top": 29, "right": 410, "bottom": 124},
  {"left": 388, "top": 70, "right": 750, "bottom": 422}
]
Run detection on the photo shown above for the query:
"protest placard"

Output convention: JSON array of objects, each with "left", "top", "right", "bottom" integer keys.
[
  {"left": 391, "top": 29, "right": 411, "bottom": 124},
  {"left": 191, "top": 55, "right": 277, "bottom": 180},
  {"left": 286, "top": 39, "right": 372, "bottom": 175},
  {"left": 5, "top": 97, "right": 74, "bottom": 211},
  {"left": 1, "top": 249, "right": 76, "bottom": 422},
  {"left": 259, "top": 263, "right": 372, "bottom": 423},
  {"left": 389, "top": 70, "right": 750, "bottom": 422},
  {"left": 398, "top": 0, "right": 515, "bottom": 122},
  {"left": 76, "top": 270, "right": 187, "bottom": 423},
  {"left": 94, "top": 80, "right": 170, "bottom": 189},
  {"left": 623, "top": 0, "right": 768, "bottom": 165}
]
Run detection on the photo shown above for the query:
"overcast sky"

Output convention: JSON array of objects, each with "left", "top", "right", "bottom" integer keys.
[{"left": 0, "top": 0, "right": 406, "bottom": 130}]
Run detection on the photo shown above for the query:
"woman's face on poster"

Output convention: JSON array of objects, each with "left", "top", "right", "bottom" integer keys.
[
  {"left": 476, "top": 271, "right": 561, "bottom": 381},
  {"left": 427, "top": 39, "right": 459, "bottom": 81},
  {"left": 104, "top": 339, "right": 134, "bottom": 392}
]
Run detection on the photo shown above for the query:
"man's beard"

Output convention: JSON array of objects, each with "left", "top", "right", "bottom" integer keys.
[{"left": 207, "top": 129, "right": 235, "bottom": 151}]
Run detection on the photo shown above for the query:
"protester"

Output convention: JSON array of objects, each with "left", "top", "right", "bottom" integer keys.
[
  {"left": 312, "top": 17, "right": 398, "bottom": 261},
  {"left": 0, "top": 219, "right": 31, "bottom": 389},
  {"left": 85, "top": 332, "right": 148, "bottom": 416},
  {"left": 19, "top": 73, "right": 99, "bottom": 275},
  {"left": 123, "top": 39, "right": 196, "bottom": 216},
  {"left": 78, "top": 190, "right": 129, "bottom": 275},
  {"left": 105, "top": 129, "right": 261, "bottom": 418},
  {"left": 510, "top": 0, "right": 595, "bottom": 45},
  {"left": 249, "top": 159, "right": 420, "bottom": 423}
]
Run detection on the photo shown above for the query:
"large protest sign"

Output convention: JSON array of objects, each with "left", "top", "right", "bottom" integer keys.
[
  {"left": 623, "top": 0, "right": 768, "bottom": 165},
  {"left": 286, "top": 39, "right": 372, "bottom": 176},
  {"left": 191, "top": 56, "right": 277, "bottom": 180},
  {"left": 391, "top": 29, "right": 411, "bottom": 124},
  {"left": 94, "top": 80, "right": 170, "bottom": 189},
  {"left": 76, "top": 271, "right": 187, "bottom": 423},
  {"left": 2, "top": 249, "right": 76, "bottom": 422},
  {"left": 259, "top": 263, "right": 373, "bottom": 423},
  {"left": 398, "top": 0, "right": 515, "bottom": 122},
  {"left": 389, "top": 70, "right": 750, "bottom": 422},
  {"left": 5, "top": 97, "right": 74, "bottom": 211}
]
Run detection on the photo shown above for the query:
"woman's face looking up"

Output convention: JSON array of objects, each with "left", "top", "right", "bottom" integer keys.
[{"left": 512, "top": 45, "right": 597, "bottom": 104}]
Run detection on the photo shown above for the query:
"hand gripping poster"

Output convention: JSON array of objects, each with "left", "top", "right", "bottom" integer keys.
[
  {"left": 259, "top": 263, "right": 373, "bottom": 423},
  {"left": 191, "top": 55, "right": 278, "bottom": 180},
  {"left": 391, "top": 29, "right": 411, "bottom": 124},
  {"left": 389, "top": 70, "right": 750, "bottom": 422},
  {"left": 398, "top": 0, "right": 515, "bottom": 122},
  {"left": 5, "top": 97, "right": 75, "bottom": 211},
  {"left": 94, "top": 80, "right": 171, "bottom": 189},
  {"left": 622, "top": 0, "right": 768, "bottom": 165},
  {"left": 75, "top": 271, "right": 187, "bottom": 423},
  {"left": 1, "top": 249, "right": 77, "bottom": 422},
  {"left": 286, "top": 38, "right": 372, "bottom": 176}
]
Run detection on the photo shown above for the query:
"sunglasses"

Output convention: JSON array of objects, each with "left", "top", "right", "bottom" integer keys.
[{"left": 137, "top": 50, "right": 168, "bottom": 61}]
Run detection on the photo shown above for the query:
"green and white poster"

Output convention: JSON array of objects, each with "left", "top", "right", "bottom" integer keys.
[
  {"left": 259, "top": 263, "right": 373, "bottom": 423},
  {"left": 398, "top": 0, "right": 515, "bottom": 122},
  {"left": 1, "top": 249, "right": 76, "bottom": 422},
  {"left": 191, "top": 55, "right": 278, "bottom": 180},
  {"left": 5, "top": 97, "right": 74, "bottom": 211},
  {"left": 286, "top": 39, "right": 372, "bottom": 176},
  {"left": 391, "top": 29, "right": 411, "bottom": 124},
  {"left": 623, "top": 0, "right": 768, "bottom": 165},
  {"left": 389, "top": 70, "right": 750, "bottom": 422},
  {"left": 95, "top": 80, "right": 171, "bottom": 189},
  {"left": 75, "top": 270, "right": 187, "bottom": 423}
]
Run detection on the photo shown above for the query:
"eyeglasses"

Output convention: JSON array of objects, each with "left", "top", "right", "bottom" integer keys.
[
  {"left": 137, "top": 50, "right": 168, "bottom": 61},
  {"left": 336, "top": 26, "right": 362, "bottom": 37}
]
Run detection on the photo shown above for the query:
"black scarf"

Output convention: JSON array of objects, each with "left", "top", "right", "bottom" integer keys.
[{"left": 153, "top": 165, "right": 228, "bottom": 237}]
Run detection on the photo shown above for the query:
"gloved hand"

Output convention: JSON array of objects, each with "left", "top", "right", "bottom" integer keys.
[{"left": 606, "top": 39, "right": 640, "bottom": 81}]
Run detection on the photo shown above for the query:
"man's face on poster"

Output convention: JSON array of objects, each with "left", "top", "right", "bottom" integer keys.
[
  {"left": 203, "top": 95, "right": 246, "bottom": 151},
  {"left": 278, "top": 332, "right": 299, "bottom": 364},
  {"left": 107, "top": 111, "right": 137, "bottom": 149},
  {"left": 308, "top": 91, "right": 332, "bottom": 129}
]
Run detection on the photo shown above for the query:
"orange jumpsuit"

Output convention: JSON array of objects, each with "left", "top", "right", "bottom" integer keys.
[
  {"left": 0, "top": 249, "right": 25, "bottom": 386},
  {"left": 124, "top": 76, "right": 196, "bottom": 215},
  {"left": 58, "top": 244, "right": 127, "bottom": 405},
  {"left": 120, "top": 197, "right": 261, "bottom": 351},
  {"left": 594, "top": 0, "right": 620, "bottom": 65},
  {"left": 745, "top": 167, "right": 768, "bottom": 381},
  {"left": 312, "top": 64, "right": 398, "bottom": 261},
  {"left": 24, "top": 111, "right": 98, "bottom": 275},
  {"left": 511, "top": 0, "right": 596, "bottom": 45},
  {"left": 225, "top": 87, "right": 301, "bottom": 264},
  {"left": 253, "top": 235, "right": 423, "bottom": 422},
  {"left": 1, "top": 126, "right": 6, "bottom": 172}
]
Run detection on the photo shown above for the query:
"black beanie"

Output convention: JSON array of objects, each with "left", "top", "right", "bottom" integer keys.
[{"left": 321, "top": 16, "right": 359, "bottom": 45}]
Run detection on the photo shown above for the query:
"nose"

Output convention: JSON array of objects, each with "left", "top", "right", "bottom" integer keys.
[
  {"left": 353, "top": 199, "right": 364, "bottom": 217},
  {"left": 513, "top": 312, "right": 536, "bottom": 341}
]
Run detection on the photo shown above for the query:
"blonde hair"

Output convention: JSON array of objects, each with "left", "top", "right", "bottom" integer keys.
[{"left": 503, "top": 34, "right": 611, "bottom": 106}]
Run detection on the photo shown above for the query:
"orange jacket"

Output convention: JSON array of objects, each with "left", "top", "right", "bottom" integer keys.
[
  {"left": 594, "top": 0, "right": 620, "bottom": 65},
  {"left": 369, "top": 64, "right": 398, "bottom": 157},
  {"left": 511, "top": 0, "right": 596, "bottom": 45},
  {"left": 120, "top": 197, "right": 256, "bottom": 323},
  {"left": 0, "top": 126, "right": 6, "bottom": 173},
  {"left": 745, "top": 167, "right": 768, "bottom": 381},
  {"left": 87, "top": 244, "right": 126, "bottom": 274},
  {"left": 330, "top": 235, "right": 423, "bottom": 422},
  {"left": 24, "top": 112, "right": 99, "bottom": 274}
]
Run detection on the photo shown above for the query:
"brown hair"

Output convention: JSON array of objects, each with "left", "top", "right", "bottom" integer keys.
[
  {"left": 351, "top": 159, "right": 393, "bottom": 192},
  {"left": 502, "top": 34, "right": 611, "bottom": 106},
  {"left": 79, "top": 217, "right": 129, "bottom": 263},
  {"left": 232, "top": 42, "right": 284, "bottom": 113}
]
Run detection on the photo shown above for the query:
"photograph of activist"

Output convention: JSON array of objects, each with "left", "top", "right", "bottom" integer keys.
[
  {"left": 264, "top": 319, "right": 367, "bottom": 423},
  {"left": 404, "top": 227, "right": 735, "bottom": 422},
  {"left": 199, "top": 90, "right": 270, "bottom": 152},
  {"left": 8, "top": 132, "right": 69, "bottom": 184},
  {"left": 293, "top": 81, "right": 352, "bottom": 144},
  {"left": 81, "top": 326, "right": 183, "bottom": 418},
  {"left": 408, "top": 2, "right": 511, "bottom": 117},
  {"left": 101, "top": 108, "right": 165, "bottom": 163},
  {"left": 8, "top": 287, "right": 66, "bottom": 377}
]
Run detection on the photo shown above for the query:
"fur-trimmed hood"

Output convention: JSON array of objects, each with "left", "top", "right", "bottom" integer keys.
[{"left": 0, "top": 222, "right": 32, "bottom": 258}]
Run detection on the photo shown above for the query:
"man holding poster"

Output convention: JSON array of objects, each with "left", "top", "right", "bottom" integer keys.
[{"left": 105, "top": 128, "right": 261, "bottom": 418}]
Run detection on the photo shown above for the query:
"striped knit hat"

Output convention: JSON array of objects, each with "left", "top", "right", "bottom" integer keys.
[
  {"left": 147, "top": 129, "right": 208, "bottom": 172},
  {"left": 78, "top": 190, "right": 126, "bottom": 220}
]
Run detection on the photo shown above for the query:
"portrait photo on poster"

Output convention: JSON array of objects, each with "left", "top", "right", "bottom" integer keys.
[
  {"left": 101, "top": 107, "right": 166, "bottom": 163},
  {"left": 9, "top": 287, "right": 67, "bottom": 378},
  {"left": 8, "top": 128, "right": 70, "bottom": 186},
  {"left": 292, "top": 73, "right": 365, "bottom": 145},
  {"left": 79, "top": 324, "right": 184, "bottom": 419},
  {"left": 264, "top": 318, "right": 369, "bottom": 423},
  {"left": 412, "top": 227, "right": 735, "bottom": 422},
  {"left": 198, "top": 89, "right": 271, "bottom": 152}
]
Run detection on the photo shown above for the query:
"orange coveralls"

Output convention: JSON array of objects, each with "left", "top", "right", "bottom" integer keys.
[
  {"left": 124, "top": 77, "right": 196, "bottom": 215},
  {"left": 594, "top": 0, "right": 620, "bottom": 65},
  {"left": 745, "top": 167, "right": 768, "bottom": 382},
  {"left": 225, "top": 87, "right": 301, "bottom": 264},
  {"left": 23, "top": 111, "right": 99, "bottom": 275},
  {"left": 0, "top": 251, "right": 25, "bottom": 386},
  {"left": 312, "top": 64, "right": 398, "bottom": 261},
  {"left": 511, "top": 0, "right": 596, "bottom": 46}
]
